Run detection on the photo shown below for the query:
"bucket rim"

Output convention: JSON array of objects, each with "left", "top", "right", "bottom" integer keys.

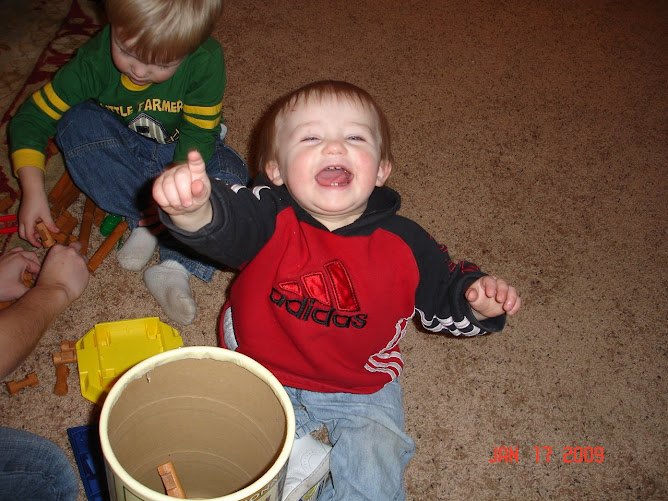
[{"left": 99, "top": 345, "right": 295, "bottom": 501}]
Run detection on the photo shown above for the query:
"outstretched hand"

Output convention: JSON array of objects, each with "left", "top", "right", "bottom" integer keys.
[
  {"left": 152, "top": 150, "right": 213, "bottom": 232},
  {"left": 153, "top": 150, "right": 211, "bottom": 215},
  {"left": 465, "top": 275, "right": 521, "bottom": 320}
]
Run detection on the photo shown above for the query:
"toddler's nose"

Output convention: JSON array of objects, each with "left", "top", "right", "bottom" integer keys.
[
  {"left": 132, "top": 63, "right": 149, "bottom": 78},
  {"left": 323, "top": 139, "right": 346, "bottom": 154}
]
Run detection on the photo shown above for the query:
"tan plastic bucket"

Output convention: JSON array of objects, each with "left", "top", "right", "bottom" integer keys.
[{"left": 99, "top": 346, "right": 295, "bottom": 500}]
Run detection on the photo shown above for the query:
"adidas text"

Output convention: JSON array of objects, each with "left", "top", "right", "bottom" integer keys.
[{"left": 270, "top": 288, "right": 367, "bottom": 328}]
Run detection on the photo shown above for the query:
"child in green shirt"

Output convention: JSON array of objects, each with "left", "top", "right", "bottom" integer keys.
[{"left": 9, "top": 0, "right": 249, "bottom": 325}]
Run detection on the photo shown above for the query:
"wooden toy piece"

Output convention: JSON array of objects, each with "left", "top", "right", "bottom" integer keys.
[
  {"left": 0, "top": 301, "right": 14, "bottom": 310},
  {"left": 7, "top": 372, "right": 39, "bottom": 395},
  {"left": 53, "top": 349, "right": 77, "bottom": 366},
  {"left": 22, "top": 271, "right": 35, "bottom": 288},
  {"left": 52, "top": 231, "right": 78, "bottom": 246},
  {"left": 54, "top": 339, "right": 78, "bottom": 366},
  {"left": 157, "top": 461, "right": 186, "bottom": 498},
  {"left": 0, "top": 194, "right": 14, "bottom": 213},
  {"left": 49, "top": 172, "right": 81, "bottom": 220},
  {"left": 50, "top": 184, "right": 81, "bottom": 220},
  {"left": 36, "top": 222, "right": 56, "bottom": 248},
  {"left": 78, "top": 197, "right": 96, "bottom": 256},
  {"left": 55, "top": 210, "right": 78, "bottom": 237},
  {"left": 54, "top": 365, "right": 70, "bottom": 396},
  {"left": 61, "top": 340, "right": 77, "bottom": 352},
  {"left": 87, "top": 220, "right": 128, "bottom": 273},
  {"left": 45, "top": 139, "right": 60, "bottom": 158},
  {"left": 48, "top": 210, "right": 80, "bottom": 246},
  {"left": 48, "top": 171, "right": 73, "bottom": 204},
  {"left": 93, "top": 206, "right": 106, "bottom": 227}
]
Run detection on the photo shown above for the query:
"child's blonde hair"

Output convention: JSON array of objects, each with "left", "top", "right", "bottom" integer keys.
[
  {"left": 105, "top": 0, "right": 223, "bottom": 64},
  {"left": 258, "top": 80, "right": 393, "bottom": 172}
]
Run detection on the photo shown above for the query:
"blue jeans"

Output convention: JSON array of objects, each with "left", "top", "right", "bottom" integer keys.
[
  {"left": 55, "top": 102, "right": 250, "bottom": 281},
  {"left": 0, "top": 427, "right": 79, "bottom": 501},
  {"left": 285, "top": 381, "right": 415, "bottom": 501}
]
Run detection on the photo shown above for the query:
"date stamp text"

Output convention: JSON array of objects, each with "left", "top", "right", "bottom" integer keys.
[{"left": 489, "top": 446, "right": 605, "bottom": 463}]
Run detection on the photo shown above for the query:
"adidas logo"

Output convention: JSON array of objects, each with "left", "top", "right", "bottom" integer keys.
[{"left": 269, "top": 260, "right": 368, "bottom": 329}]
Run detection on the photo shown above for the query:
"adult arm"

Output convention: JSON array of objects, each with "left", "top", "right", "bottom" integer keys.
[{"left": 0, "top": 243, "right": 89, "bottom": 379}]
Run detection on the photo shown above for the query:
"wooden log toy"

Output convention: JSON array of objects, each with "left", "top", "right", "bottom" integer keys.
[
  {"left": 7, "top": 372, "right": 39, "bottom": 395},
  {"left": 78, "top": 198, "right": 96, "bottom": 255},
  {"left": 55, "top": 210, "right": 78, "bottom": 236},
  {"left": 157, "top": 461, "right": 187, "bottom": 498},
  {"left": 61, "top": 340, "right": 77, "bottom": 352},
  {"left": 87, "top": 220, "right": 128, "bottom": 273},
  {"left": 0, "top": 194, "right": 14, "bottom": 213},
  {"left": 36, "top": 222, "right": 56, "bottom": 248},
  {"left": 54, "top": 365, "right": 70, "bottom": 396},
  {"left": 53, "top": 349, "right": 77, "bottom": 366},
  {"left": 49, "top": 172, "right": 81, "bottom": 220}
]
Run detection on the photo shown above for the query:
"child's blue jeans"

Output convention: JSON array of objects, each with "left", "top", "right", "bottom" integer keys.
[
  {"left": 55, "top": 101, "right": 250, "bottom": 282},
  {"left": 0, "top": 426, "right": 79, "bottom": 501},
  {"left": 284, "top": 380, "right": 415, "bottom": 501}
]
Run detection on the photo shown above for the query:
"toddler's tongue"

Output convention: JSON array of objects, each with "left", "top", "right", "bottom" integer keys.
[{"left": 316, "top": 167, "right": 350, "bottom": 186}]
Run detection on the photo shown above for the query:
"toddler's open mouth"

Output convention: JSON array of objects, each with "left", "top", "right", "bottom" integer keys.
[{"left": 316, "top": 166, "right": 352, "bottom": 187}]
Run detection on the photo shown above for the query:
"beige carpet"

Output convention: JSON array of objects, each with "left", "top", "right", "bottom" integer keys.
[{"left": 0, "top": 1, "right": 666, "bottom": 500}]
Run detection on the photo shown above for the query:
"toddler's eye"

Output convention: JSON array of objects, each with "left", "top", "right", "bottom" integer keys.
[
  {"left": 348, "top": 135, "right": 365, "bottom": 142},
  {"left": 302, "top": 136, "right": 318, "bottom": 142}
]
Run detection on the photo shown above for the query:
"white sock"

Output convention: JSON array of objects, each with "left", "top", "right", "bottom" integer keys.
[
  {"left": 143, "top": 260, "right": 197, "bottom": 325},
  {"left": 117, "top": 227, "right": 158, "bottom": 271}
]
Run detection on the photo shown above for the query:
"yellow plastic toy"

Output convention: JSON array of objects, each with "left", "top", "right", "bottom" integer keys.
[{"left": 76, "top": 317, "right": 183, "bottom": 405}]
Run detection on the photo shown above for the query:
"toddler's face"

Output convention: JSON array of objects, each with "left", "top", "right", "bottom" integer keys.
[
  {"left": 266, "top": 95, "right": 391, "bottom": 230},
  {"left": 110, "top": 28, "right": 183, "bottom": 86}
]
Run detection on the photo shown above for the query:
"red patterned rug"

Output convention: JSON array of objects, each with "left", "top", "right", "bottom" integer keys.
[{"left": 0, "top": 0, "right": 101, "bottom": 253}]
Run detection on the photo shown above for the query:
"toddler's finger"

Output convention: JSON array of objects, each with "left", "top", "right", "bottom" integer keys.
[
  {"left": 27, "top": 227, "right": 42, "bottom": 248},
  {"left": 152, "top": 177, "right": 170, "bottom": 208},
  {"left": 465, "top": 286, "right": 479, "bottom": 304},
  {"left": 46, "top": 220, "right": 60, "bottom": 234},
  {"left": 494, "top": 280, "right": 509, "bottom": 304},
  {"left": 160, "top": 175, "right": 185, "bottom": 209},
  {"left": 187, "top": 150, "right": 207, "bottom": 176},
  {"left": 173, "top": 167, "right": 195, "bottom": 207},
  {"left": 505, "top": 295, "right": 522, "bottom": 315},
  {"left": 483, "top": 276, "right": 498, "bottom": 298}
]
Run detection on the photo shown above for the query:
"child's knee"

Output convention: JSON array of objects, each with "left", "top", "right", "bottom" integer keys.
[{"left": 57, "top": 102, "right": 114, "bottom": 140}]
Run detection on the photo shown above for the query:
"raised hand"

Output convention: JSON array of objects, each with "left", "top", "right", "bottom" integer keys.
[
  {"left": 465, "top": 275, "right": 521, "bottom": 320},
  {"left": 153, "top": 150, "right": 211, "bottom": 216}
]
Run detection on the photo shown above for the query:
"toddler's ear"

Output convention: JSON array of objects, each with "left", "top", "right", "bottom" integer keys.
[
  {"left": 265, "top": 160, "right": 284, "bottom": 185},
  {"left": 375, "top": 160, "right": 392, "bottom": 187}
]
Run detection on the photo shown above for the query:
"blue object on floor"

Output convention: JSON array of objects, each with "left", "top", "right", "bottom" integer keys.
[{"left": 67, "top": 424, "right": 109, "bottom": 501}]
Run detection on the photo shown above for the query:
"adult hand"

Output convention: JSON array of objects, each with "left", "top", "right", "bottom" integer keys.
[
  {"left": 0, "top": 247, "right": 41, "bottom": 301},
  {"left": 35, "top": 242, "right": 90, "bottom": 303}
]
